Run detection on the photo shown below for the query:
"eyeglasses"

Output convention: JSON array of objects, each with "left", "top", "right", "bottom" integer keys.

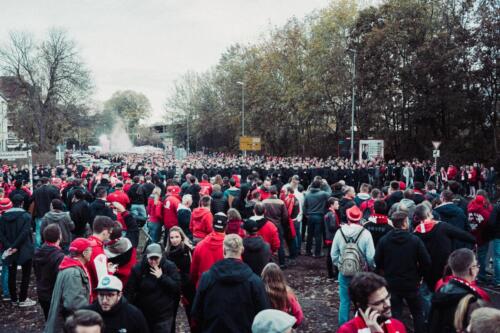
[{"left": 368, "top": 293, "right": 391, "bottom": 307}]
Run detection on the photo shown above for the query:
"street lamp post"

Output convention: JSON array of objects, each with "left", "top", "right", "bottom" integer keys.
[
  {"left": 236, "top": 81, "right": 246, "bottom": 156},
  {"left": 348, "top": 49, "right": 356, "bottom": 165}
]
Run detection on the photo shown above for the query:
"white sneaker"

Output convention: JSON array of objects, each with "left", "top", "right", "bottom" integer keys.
[{"left": 18, "top": 298, "right": 36, "bottom": 307}]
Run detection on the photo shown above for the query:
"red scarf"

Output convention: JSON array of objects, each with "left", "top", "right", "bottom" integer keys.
[
  {"left": 414, "top": 219, "right": 437, "bottom": 233},
  {"left": 284, "top": 194, "right": 297, "bottom": 238},
  {"left": 353, "top": 314, "right": 400, "bottom": 333},
  {"left": 450, "top": 276, "right": 491, "bottom": 302}
]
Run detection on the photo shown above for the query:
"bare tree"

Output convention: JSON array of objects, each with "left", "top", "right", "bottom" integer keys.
[{"left": 0, "top": 28, "right": 92, "bottom": 151}]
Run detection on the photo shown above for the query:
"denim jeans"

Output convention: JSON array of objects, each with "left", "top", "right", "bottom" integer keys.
[
  {"left": 338, "top": 273, "right": 352, "bottom": 326},
  {"left": 0, "top": 254, "right": 9, "bottom": 297},
  {"left": 35, "top": 217, "right": 43, "bottom": 249},
  {"left": 130, "top": 204, "right": 147, "bottom": 220},
  {"left": 419, "top": 283, "right": 433, "bottom": 326},
  {"left": 146, "top": 221, "right": 162, "bottom": 244},
  {"left": 294, "top": 220, "right": 302, "bottom": 254},
  {"left": 477, "top": 242, "right": 489, "bottom": 281},
  {"left": 306, "top": 214, "right": 323, "bottom": 256},
  {"left": 493, "top": 239, "right": 500, "bottom": 285},
  {"left": 277, "top": 223, "right": 286, "bottom": 266}
]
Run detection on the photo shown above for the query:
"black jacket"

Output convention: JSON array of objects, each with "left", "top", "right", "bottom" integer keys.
[
  {"left": 191, "top": 258, "right": 270, "bottom": 333},
  {"left": 385, "top": 191, "right": 403, "bottom": 211},
  {"left": 433, "top": 203, "right": 471, "bottom": 249},
  {"left": 166, "top": 245, "right": 195, "bottom": 301},
  {"left": 414, "top": 222, "right": 475, "bottom": 289},
  {"left": 85, "top": 297, "right": 150, "bottom": 333},
  {"left": 210, "top": 191, "right": 226, "bottom": 215},
  {"left": 304, "top": 188, "right": 330, "bottom": 216},
  {"left": 70, "top": 199, "right": 91, "bottom": 237},
  {"left": 124, "top": 257, "right": 181, "bottom": 323},
  {"left": 429, "top": 278, "right": 483, "bottom": 333},
  {"left": 375, "top": 229, "right": 431, "bottom": 292},
  {"left": 89, "top": 199, "right": 116, "bottom": 225},
  {"left": 122, "top": 212, "right": 139, "bottom": 248},
  {"left": 32, "top": 184, "right": 61, "bottom": 218},
  {"left": 127, "top": 183, "right": 145, "bottom": 205},
  {"left": 0, "top": 208, "right": 34, "bottom": 265},
  {"left": 141, "top": 182, "right": 156, "bottom": 206},
  {"left": 242, "top": 236, "right": 271, "bottom": 276},
  {"left": 33, "top": 244, "right": 64, "bottom": 302}
]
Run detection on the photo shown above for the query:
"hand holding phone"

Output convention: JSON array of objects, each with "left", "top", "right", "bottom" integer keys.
[{"left": 359, "top": 307, "right": 384, "bottom": 333}]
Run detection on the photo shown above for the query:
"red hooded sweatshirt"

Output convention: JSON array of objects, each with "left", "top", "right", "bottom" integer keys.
[
  {"left": 147, "top": 196, "right": 163, "bottom": 223},
  {"left": 467, "top": 195, "right": 493, "bottom": 246},
  {"left": 190, "top": 231, "right": 224, "bottom": 287},
  {"left": 190, "top": 207, "right": 213, "bottom": 240},
  {"left": 59, "top": 256, "right": 93, "bottom": 303},
  {"left": 163, "top": 194, "right": 180, "bottom": 229}
]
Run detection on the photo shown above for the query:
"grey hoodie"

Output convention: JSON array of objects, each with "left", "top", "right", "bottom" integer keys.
[
  {"left": 331, "top": 223, "right": 375, "bottom": 270},
  {"left": 41, "top": 211, "right": 75, "bottom": 247}
]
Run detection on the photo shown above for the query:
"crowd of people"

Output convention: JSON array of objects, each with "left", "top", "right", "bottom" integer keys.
[{"left": 0, "top": 151, "right": 499, "bottom": 333}]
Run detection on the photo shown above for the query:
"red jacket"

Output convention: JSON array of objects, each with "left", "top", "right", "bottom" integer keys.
[
  {"left": 86, "top": 235, "right": 110, "bottom": 299},
  {"left": 254, "top": 217, "right": 280, "bottom": 253},
  {"left": 190, "top": 231, "right": 224, "bottom": 287},
  {"left": 107, "top": 190, "right": 130, "bottom": 208},
  {"left": 338, "top": 316, "right": 407, "bottom": 333},
  {"left": 199, "top": 181, "right": 213, "bottom": 196},
  {"left": 114, "top": 247, "right": 137, "bottom": 287},
  {"left": 467, "top": 195, "right": 493, "bottom": 246},
  {"left": 190, "top": 207, "right": 213, "bottom": 240},
  {"left": 226, "top": 219, "right": 246, "bottom": 238},
  {"left": 163, "top": 195, "right": 180, "bottom": 229},
  {"left": 147, "top": 197, "right": 163, "bottom": 223}
]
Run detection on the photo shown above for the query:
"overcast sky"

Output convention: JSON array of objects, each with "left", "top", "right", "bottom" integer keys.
[{"left": 0, "top": 0, "right": 333, "bottom": 123}]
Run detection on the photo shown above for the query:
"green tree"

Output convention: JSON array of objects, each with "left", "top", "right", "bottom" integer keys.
[
  {"left": 104, "top": 90, "right": 152, "bottom": 133},
  {"left": 0, "top": 29, "right": 92, "bottom": 151}
]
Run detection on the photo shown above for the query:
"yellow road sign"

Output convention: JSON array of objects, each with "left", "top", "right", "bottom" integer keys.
[{"left": 239, "top": 136, "right": 261, "bottom": 151}]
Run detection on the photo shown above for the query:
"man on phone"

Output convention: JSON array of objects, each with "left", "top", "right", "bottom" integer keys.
[{"left": 338, "top": 272, "right": 407, "bottom": 333}]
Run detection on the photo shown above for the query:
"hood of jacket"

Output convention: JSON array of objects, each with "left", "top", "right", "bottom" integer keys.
[
  {"left": 385, "top": 229, "right": 412, "bottom": 244},
  {"left": 435, "top": 202, "right": 463, "bottom": 217},
  {"left": 59, "top": 256, "right": 85, "bottom": 271},
  {"left": 34, "top": 244, "right": 63, "bottom": 267},
  {"left": 339, "top": 223, "right": 364, "bottom": 238},
  {"left": 44, "top": 210, "right": 70, "bottom": 222},
  {"left": 400, "top": 198, "right": 416, "bottom": 209},
  {"left": 250, "top": 215, "right": 267, "bottom": 231},
  {"left": 203, "top": 232, "right": 225, "bottom": 250},
  {"left": 191, "top": 207, "right": 211, "bottom": 220},
  {"left": 1, "top": 208, "right": 26, "bottom": 223},
  {"left": 210, "top": 258, "right": 253, "bottom": 283},
  {"left": 243, "top": 236, "right": 267, "bottom": 252}
]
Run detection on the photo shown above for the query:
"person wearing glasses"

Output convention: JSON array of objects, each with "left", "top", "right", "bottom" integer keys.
[
  {"left": 374, "top": 211, "right": 431, "bottom": 333},
  {"left": 85, "top": 275, "right": 149, "bottom": 333},
  {"left": 338, "top": 272, "right": 407, "bottom": 333},
  {"left": 429, "top": 248, "right": 490, "bottom": 333},
  {"left": 124, "top": 243, "right": 180, "bottom": 333}
]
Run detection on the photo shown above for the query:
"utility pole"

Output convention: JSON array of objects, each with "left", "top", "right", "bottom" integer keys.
[
  {"left": 348, "top": 49, "right": 357, "bottom": 165},
  {"left": 237, "top": 81, "right": 246, "bottom": 157}
]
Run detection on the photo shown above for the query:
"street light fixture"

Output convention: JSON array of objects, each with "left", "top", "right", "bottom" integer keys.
[{"left": 236, "top": 81, "right": 246, "bottom": 156}]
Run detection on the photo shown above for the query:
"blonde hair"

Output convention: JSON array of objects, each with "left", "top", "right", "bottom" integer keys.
[
  {"left": 469, "top": 307, "right": 500, "bottom": 333},
  {"left": 164, "top": 226, "right": 193, "bottom": 254},
  {"left": 227, "top": 208, "right": 241, "bottom": 221},
  {"left": 152, "top": 186, "right": 162, "bottom": 204},
  {"left": 454, "top": 294, "right": 487, "bottom": 333},
  {"left": 223, "top": 234, "right": 243, "bottom": 257}
]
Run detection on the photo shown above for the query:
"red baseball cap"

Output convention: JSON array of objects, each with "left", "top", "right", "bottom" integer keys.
[{"left": 69, "top": 238, "right": 92, "bottom": 254}]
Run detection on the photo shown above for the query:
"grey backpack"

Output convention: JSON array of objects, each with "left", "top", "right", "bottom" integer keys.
[{"left": 339, "top": 228, "right": 366, "bottom": 277}]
